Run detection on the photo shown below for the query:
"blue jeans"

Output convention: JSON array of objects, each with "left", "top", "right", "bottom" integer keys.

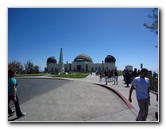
[
  {"left": 136, "top": 98, "right": 149, "bottom": 121},
  {"left": 8, "top": 94, "right": 23, "bottom": 117},
  {"left": 105, "top": 76, "right": 108, "bottom": 84}
]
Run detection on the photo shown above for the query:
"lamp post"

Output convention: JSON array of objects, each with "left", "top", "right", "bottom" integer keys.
[{"left": 102, "top": 60, "right": 104, "bottom": 71}]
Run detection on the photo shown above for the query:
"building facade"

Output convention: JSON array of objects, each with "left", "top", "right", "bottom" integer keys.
[
  {"left": 45, "top": 49, "right": 116, "bottom": 73},
  {"left": 125, "top": 65, "right": 133, "bottom": 71}
]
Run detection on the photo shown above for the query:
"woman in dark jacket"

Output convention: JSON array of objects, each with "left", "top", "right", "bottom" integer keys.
[{"left": 125, "top": 70, "right": 131, "bottom": 87}]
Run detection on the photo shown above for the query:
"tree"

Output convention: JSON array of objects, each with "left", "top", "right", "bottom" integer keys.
[
  {"left": 24, "top": 61, "right": 34, "bottom": 74},
  {"left": 144, "top": 8, "right": 158, "bottom": 47},
  {"left": 8, "top": 61, "right": 24, "bottom": 74},
  {"left": 34, "top": 65, "right": 39, "bottom": 73},
  {"left": 24, "top": 60, "right": 40, "bottom": 74},
  {"left": 144, "top": 8, "right": 158, "bottom": 35}
]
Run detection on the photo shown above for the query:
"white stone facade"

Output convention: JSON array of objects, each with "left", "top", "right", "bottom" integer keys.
[
  {"left": 125, "top": 65, "right": 133, "bottom": 71},
  {"left": 46, "top": 62, "right": 116, "bottom": 73},
  {"left": 46, "top": 51, "right": 116, "bottom": 73}
]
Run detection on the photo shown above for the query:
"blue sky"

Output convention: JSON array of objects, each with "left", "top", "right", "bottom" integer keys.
[{"left": 8, "top": 8, "right": 158, "bottom": 72}]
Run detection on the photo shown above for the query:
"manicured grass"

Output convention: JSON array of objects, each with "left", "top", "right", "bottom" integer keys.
[
  {"left": 17, "top": 72, "right": 90, "bottom": 79},
  {"left": 16, "top": 73, "right": 50, "bottom": 77},
  {"left": 51, "top": 72, "right": 90, "bottom": 78},
  {"left": 118, "top": 72, "right": 123, "bottom": 76}
]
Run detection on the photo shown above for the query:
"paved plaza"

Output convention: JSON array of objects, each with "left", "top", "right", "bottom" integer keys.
[{"left": 8, "top": 73, "right": 159, "bottom": 122}]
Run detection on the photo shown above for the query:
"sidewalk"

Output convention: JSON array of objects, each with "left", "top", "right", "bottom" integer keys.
[{"left": 78, "top": 73, "right": 159, "bottom": 121}]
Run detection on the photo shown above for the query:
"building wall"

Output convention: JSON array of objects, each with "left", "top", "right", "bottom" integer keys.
[
  {"left": 47, "top": 63, "right": 59, "bottom": 72},
  {"left": 104, "top": 63, "right": 115, "bottom": 70},
  {"left": 71, "top": 62, "right": 93, "bottom": 72},
  {"left": 125, "top": 65, "right": 133, "bottom": 71},
  {"left": 91, "top": 62, "right": 116, "bottom": 72},
  {"left": 47, "top": 62, "right": 116, "bottom": 72}
]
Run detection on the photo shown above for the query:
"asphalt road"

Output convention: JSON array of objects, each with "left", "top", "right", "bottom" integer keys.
[
  {"left": 9, "top": 78, "right": 132, "bottom": 121},
  {"left": 9, "top": 78, "right": 71, "bottom": 107}
]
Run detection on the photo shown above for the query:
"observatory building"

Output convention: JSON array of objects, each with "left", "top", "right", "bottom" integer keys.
[{"left": 45, "top": 48, "right": 116, "bottom": 73}]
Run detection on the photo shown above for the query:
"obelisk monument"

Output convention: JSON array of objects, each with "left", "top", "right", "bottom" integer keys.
[{"left": 59, "top": 48, "right": 65, "bottom": 74}]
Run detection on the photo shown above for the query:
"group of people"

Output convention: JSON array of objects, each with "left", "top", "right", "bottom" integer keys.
[
  {"left": 98, "top": 69, "right": 118, "bottom": 85},
  {"left": 123, "top": 68, "right": 140, "bottom": 87},
  {"left": 98, "top": 68, "right": 155, "bottom": 121}
]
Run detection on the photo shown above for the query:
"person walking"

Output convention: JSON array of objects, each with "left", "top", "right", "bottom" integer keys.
[
  {"left": 8, "top": 69, "right": 25, "bottom": 118},
  {"left": 104, "top": 69, "right": 108, "bottom": 85},
  {"left": 99, "top": 71, "right": 103, "bottom": 82},
  {"left": 113, "top": 69, "right": 118, "bottom": 85},
  {"left": 125, "top": 70, "right": 131, "bottom": 87},
  {"left": 128, "top": 68, "right": 150, "bottom": 121},
  {"left": 132, "top": 68, "right": 138, "bottom": 80}
]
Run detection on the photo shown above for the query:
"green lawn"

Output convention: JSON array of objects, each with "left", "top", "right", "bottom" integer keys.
[
  {"left": 17, "top": 72, "right": 90, "bottom": 79},
  {"left": 16, "top": 73, "right": 50, "bottom": 77},
  {"left": 118, "top": 71, "right": 123, "bottom": 76},
  {"left": 51, "top": 72, "right": 90, "bottom": 78}
]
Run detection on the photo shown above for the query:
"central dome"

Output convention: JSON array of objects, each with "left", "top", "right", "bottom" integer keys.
[{"left": 74, "top": 54, "right": 93, "bottom": 62}]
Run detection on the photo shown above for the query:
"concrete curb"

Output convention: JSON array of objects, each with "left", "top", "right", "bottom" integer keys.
[
  {"left": 16, "top": 77, "right": 73, "bottom": 81},
  {"left": 94, "top": 83, "right": 134, "bottom": 109}
]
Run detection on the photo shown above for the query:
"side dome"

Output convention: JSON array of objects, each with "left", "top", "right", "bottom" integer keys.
[
  {"left": 47, "top": 56, "right": 57, "bottom": 64},
  {"left": 74, "top": 54, "right": 93, "bottom": 62},
  {"left": 105, "top": 55, "right": 116, "bottom": 63}
]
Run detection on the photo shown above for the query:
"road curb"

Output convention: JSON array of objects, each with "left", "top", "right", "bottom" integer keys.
[{"left": 94, "top": 83, "right": 134, "bottom": 109}]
